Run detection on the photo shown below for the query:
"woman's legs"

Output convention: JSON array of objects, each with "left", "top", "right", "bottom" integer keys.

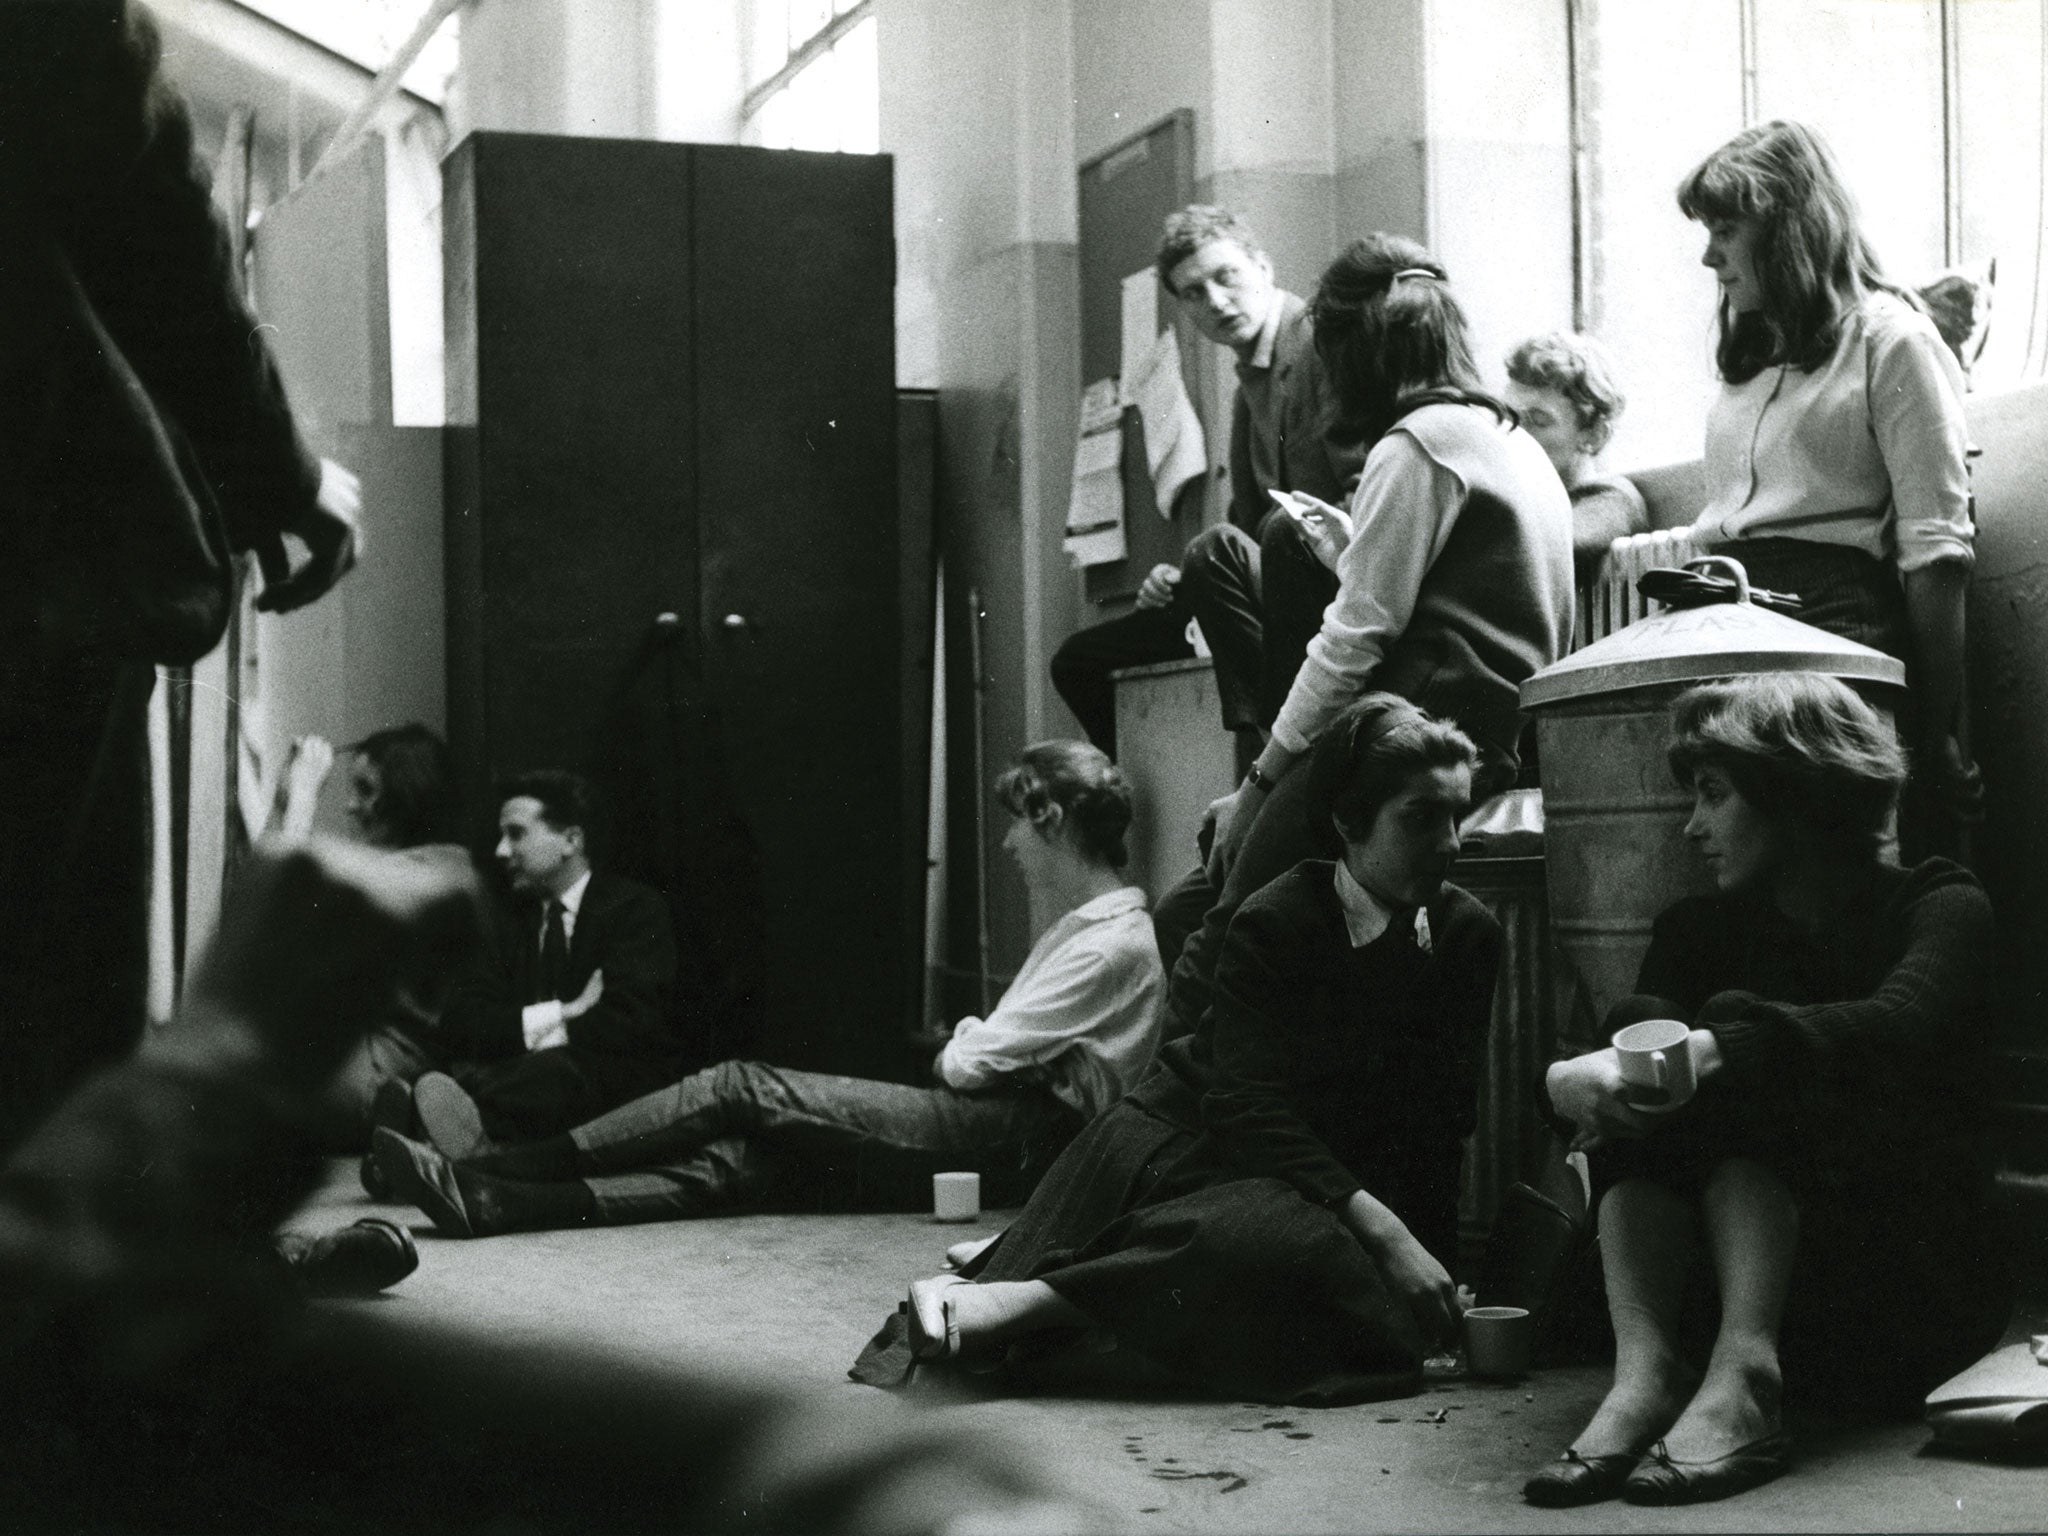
[
  {"left": 1659, "top": 1156, "right": 1796, "bottom": 1458},
  {"left": 1572, "top": 1177, "right": 1703, "bottom": 1456}
]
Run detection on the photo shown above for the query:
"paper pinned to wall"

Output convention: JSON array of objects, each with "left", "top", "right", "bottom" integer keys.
[
  {"left": 1117, "top": 267, "right": 1159, "bottom": 401},
  {"left": 1064, "top": 376, "right": 1128, "bottom": 567},
  {"left": 1126, "top": 330, "right": 1206, "bottom": 518}
]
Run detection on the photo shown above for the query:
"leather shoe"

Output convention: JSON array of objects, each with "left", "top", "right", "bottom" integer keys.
[
  {"left": 413, "top": 1072, "right": 488, "bottom": 1160},
  {"left": 1621, "top": 1433, "right": 1791, "bottom": 1505},
  {"left": 373, "top": 1127, "right": 477, "bottom": 1238},
  {"left": 284, "top": 1217, "right": 420, "bottom": 1298},
  {"left": 1522, "top": 1448, "right": 1640, "bottom": 1507}
]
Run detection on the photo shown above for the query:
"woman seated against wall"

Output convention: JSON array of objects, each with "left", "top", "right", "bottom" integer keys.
[
  {"left": 1677, "top": 120, "right": 1979, "bottom": 856},
  {"left": 850, "top": 695, "right": 1503, "bottom": 1406},
  {"left": 1526, "top": 674, "right": 2012, "bottom": 1509},
  {"left": 370, "top": 742, "right": 1166, "bottom": 1235},
  {"left": 1498, "top": 331, "right": 1649, "bottom": 589},
  {"left": 264, "top": 724, "right": 462, "bottom": 1140},
  {"left": 1158, "top": 234, "right": 1572, "bottom": 1040}
]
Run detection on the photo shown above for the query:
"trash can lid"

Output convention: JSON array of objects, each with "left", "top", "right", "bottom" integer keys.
[{"left": 1521, "top": 556, "right": 1907, "bottom": 709}]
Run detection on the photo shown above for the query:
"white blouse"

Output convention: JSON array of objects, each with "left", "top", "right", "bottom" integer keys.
[{"left": 937, "top": 886, "right": 1165, "bottom": 1121}]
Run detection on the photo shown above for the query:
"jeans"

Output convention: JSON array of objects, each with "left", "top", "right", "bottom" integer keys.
[{"left": 566, "top": 1060, "right": 1079, "bottom": 1223}]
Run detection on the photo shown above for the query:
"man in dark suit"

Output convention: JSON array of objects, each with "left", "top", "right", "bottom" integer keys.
[
  {"left": 417, "top": 770, "right": 681, "bottom": 1148},
  {"left": 1049, "top": 205, "right": 1365, "bottom": 759}
]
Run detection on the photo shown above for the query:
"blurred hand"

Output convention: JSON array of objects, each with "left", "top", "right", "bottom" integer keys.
[
  {"left": 1284, "top": 491, "right": 1354, "bottom": 572},
  {"left": 256, "top": 457, "right": 361, "bottom": 613},
  {"left": 1134, "top": 562, "right": 1181, "bottom": 611},
  {"left": 159, "top": 841, "right": 482, "bottom": 1094}
]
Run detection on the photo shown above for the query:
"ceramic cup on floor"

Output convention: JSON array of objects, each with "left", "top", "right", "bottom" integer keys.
[
  {"left": 1463, "top": 1306, "right": 1534, "bottom": 1379},
  {"left": 933, "top": 1171, "right": 980, "bottom": 1222},
  {"left": 1611, "top": 1017, "right": 1697, "bottom": 1112}
]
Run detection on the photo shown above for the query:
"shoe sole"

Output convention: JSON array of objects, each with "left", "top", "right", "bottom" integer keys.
[{"left": 413, "top": 1074, "right": 486, "bottom": 1160}]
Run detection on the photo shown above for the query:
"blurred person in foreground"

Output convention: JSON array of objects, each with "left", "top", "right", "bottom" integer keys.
[
  {"left": 0, "top": 835, "right": 1086, "bottom": 1533},
  {"left": 0, "top": 0, "right": 360, "bottom": 1153}
]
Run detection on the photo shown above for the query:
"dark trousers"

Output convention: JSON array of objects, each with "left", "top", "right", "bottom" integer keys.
[
  {"left": 1050, "top": 516, "right": 1336, "bottom": 757},
  {"left": 0, "top": 649, "right": 152, "bottom": 1155},
  {"left": 566, "top": 1059, "right": 1079, "bottom": 1221}
]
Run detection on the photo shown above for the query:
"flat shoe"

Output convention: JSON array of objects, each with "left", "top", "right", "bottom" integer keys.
[
  {"left": 287, "top": 1217, "right": 420, "bottom": 1298},
  {"left": 412, "top": 1072, "right": 488, "bottom": 1160},
  {"left": 373, "top": 1127, "right": 477, "bottom": 1238},
  {"left": 1522, "top": 1448, "right": 1640, "bottom": 1507},
  {"left": 906, "top": 1275, "right": 971, "bottom": 1360},
  {"left": 1621, "top": 1433, "right": 1791, "bottom": 1505}
]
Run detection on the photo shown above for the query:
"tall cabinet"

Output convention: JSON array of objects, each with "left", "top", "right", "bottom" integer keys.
[{"left": 443, "top": 132, "right": 905, "bottom": 1077}]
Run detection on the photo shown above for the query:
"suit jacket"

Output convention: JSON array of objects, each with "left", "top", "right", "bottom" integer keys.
[
  {"left": 438, "top": 873, "right": 682, "bottom": 1069},
  {"left": 1225, "top": 293, "right": 1365, "bottom": 537}
]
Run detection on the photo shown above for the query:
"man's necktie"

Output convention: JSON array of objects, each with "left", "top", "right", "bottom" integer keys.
[{"left": 535, "top": 900, "right": 569, "bottom": 1004}]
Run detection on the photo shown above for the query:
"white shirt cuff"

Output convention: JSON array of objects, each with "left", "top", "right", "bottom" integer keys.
[{"left": 522, "top": 999, "right": 566, "bottom": 1052}]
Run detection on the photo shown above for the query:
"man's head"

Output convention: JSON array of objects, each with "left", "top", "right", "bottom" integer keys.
[
  {"left": 1502, "top": 331, "right": 1628, "bottom": 485},
  {"left": 494, "top": 770, "right": 595, "bottom": 899},
  {"left": 1156, "top": 205, "right": 1277, "bottom": 355}
]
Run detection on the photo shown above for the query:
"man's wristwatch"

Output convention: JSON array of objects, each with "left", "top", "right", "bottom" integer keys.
[{"left": 1244, "top": 762, "right": 1276, "bottom": 795}]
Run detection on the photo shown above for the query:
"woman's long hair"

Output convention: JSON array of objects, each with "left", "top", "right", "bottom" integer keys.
[
  {"left": 1677, "top": 119, "right": 1912, "bottom": 383},
  {"left": 1310, "top": 234, "right": 1513, "bottom": 445}
]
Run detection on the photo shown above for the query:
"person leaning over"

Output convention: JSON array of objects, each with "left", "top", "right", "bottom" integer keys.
[
  {"left": 1050, "top": 205, "right": 1364, "bottom": 758},
  {"left": 852, "top": 696, "right": 1502, "bottom": 1404},
  {"left": 1159, "top": 234, "right": 1573, "bottom": 1042},
  {"left": 1501, "top": 331, "right": 1649, "bottom": 588}
]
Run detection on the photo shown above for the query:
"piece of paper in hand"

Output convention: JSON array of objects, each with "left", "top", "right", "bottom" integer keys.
[
  {"left": 1128, "top": 330, "right": 1207, "bottom": 518},
  {"left": 1118, "top": 269, "right": 1159, "bottom": 402}
]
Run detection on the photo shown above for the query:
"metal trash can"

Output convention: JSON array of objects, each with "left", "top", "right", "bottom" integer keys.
[{"left": 1519, "top": 557, "right": 1907, "bottom": 1036}]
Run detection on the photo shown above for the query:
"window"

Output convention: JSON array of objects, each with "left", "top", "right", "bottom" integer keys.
[
  {"left": 234, "top": 0, "right": 460, "bottom": 103},
  {"left": 1578, "top": 0, "right": 2046, "bottom": 468},
  {"left": 743, "top": 0, "right": 878, "bottom": 155}
]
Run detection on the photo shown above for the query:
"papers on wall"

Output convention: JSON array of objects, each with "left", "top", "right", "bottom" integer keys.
[
  {"left": 1125, "top": 329, "right": 1207, "bottom": 518},
  {"left": 1118, "top": 268, "right": 1159, "bottom": 399},
  {"left": 1063, "top": 377, "right": 1127, "bottom": 567}
]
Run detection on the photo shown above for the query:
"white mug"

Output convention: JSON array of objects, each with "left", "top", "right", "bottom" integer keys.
[
  {"left": 1610, "top": 1018, "right": 1696, "bottom": 1112},
  {"left": 933, "top": 1171, "right": 980, "bottom": 1222}
]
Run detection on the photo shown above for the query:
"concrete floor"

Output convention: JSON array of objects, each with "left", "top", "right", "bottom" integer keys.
[{"left": 288, "top": 1161, "right": 2048, "bottom": 1534}]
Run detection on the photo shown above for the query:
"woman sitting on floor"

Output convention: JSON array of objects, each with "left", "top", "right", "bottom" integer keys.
[
  {"left": 372, "top": 741, "right": 1165, "bottom": 1235},
  {"left": 1526, "top": 673, "right": 2012, "bottom": 1510},
  {"left": 850, "top": 695, "right": 1503, "bottom": 1407}
]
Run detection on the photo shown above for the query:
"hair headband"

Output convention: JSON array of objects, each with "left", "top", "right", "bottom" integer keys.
[{"left": 1391, "top": 267, "right": 1438, "bottom": 283}]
